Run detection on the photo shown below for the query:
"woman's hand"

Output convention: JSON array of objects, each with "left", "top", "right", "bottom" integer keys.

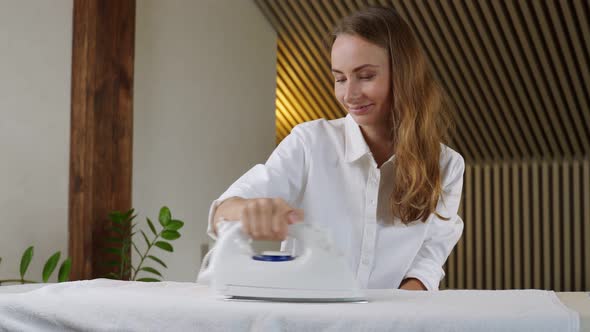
[
  {"left": 399, "top": 278, "right": 427, "bottom": 291},
  {"left": 214, "top": 197, "right": 303, "bottom": 241},
  {"left": 241, "top": 198, "right": 303, "bottom": 241}
]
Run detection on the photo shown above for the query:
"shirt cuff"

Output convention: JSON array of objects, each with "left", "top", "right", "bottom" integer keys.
[
  {"left": 206, "top": 185, "right": 263, "bottom": 240},
  {"left": 206, "top": 198, "right": 226, "bottom": 240},
  {"left": 403, "top": 257, "right": 445, "bottom": 291}
]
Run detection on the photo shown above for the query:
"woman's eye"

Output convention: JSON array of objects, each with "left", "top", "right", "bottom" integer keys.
[
  {"left": 359, "top": 75, "right": 375, "bottom": 80},
  {"left": 335, "top": 78, "right": 346, "bottom": 83}
]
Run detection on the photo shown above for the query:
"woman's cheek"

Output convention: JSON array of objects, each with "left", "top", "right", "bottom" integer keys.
[{"left": 334, "top": 86, "right": 344, "bottom": 103}]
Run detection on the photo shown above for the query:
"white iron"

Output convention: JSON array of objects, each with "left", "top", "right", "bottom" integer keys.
[{"left": 198, "top": 221, "right": 367, "bottom": 303}]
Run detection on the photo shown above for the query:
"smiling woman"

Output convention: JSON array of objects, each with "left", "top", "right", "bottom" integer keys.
[
  {"left": 331, "top": 36, "right": 391, "bottom": 135},
  {"left": 208, "top": 6, "right": 464, "bottom": 292},
  {"left": 330, "top": 7, "right": 454, "bottom": 224}
]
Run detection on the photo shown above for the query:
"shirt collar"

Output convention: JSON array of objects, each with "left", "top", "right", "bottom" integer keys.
[{"left": 344, "top": 114, "right": 372, "bottom": 163}]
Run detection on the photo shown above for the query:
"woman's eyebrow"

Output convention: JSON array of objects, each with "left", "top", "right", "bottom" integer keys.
[{"left": 331, "top": 64, "right": 380, "bottom": 73}]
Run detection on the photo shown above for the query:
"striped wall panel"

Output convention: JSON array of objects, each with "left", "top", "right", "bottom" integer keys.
[
  {"left": 441, "top": 159, "right": 590, "bottom": 291},
  {"left": 255, "top": 0, "right": 590, "bottom": 162},
  {"left": 255, "top": 0, "right": 590, "bottom": 291}
]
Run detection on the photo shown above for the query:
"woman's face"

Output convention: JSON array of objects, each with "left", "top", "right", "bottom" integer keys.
[{"left": 331, "top": 34, "right": 392, "bottom": 131}]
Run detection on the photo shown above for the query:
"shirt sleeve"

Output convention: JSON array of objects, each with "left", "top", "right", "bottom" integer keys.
[
  {"left": 206, "top": 127, "right": 309, "bottom": 239},
  {"left": 403, "top": 151, "right": 465, "bottom": 290}
]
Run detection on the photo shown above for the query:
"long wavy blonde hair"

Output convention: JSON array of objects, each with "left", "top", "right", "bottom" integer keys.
[{"left": 332, "top": 7, "right": 454, "bottom": 223}]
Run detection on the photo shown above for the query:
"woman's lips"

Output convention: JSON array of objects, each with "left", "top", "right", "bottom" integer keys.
[{"left": 348, "top": 104, "right": 374, "bottom": 115}]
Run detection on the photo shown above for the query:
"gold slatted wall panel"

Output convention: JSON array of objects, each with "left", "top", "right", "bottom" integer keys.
[
  {"left": 442, "top": 160, "right": 590, "bottom": 291},
  {"left": 256, "top": 0, "right": 590, "bottom": 160},
  {"left": 255, "top": 0, "right": 590, "bottom": 290}
]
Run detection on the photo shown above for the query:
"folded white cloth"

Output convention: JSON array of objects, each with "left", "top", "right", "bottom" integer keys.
[{"left": 0, "top": 279, "right": 579, "bottom": 331}]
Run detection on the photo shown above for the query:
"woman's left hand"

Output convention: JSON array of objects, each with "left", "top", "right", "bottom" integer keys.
[{"left": 399, "top": 278, "right": 427, "bottom": 291}]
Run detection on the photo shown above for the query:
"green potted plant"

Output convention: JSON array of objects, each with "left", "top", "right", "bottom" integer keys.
[
  {"left": 102, "top": 206, "right": 184, "bottom": 281},
  {"left": 0, "top": 247, "right": 71, "bottom": 285},
  {"left": 0, "top": 206, "right": 184, "bottom": 285}
]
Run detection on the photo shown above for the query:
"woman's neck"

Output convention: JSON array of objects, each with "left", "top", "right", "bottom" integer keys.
[{"left": 360, "top": 125, "right": 394, "bottom": 167}]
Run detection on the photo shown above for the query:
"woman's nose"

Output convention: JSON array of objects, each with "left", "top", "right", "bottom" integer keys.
[{"left": 344, "top": 80, "right": 361, "bottom": 103}]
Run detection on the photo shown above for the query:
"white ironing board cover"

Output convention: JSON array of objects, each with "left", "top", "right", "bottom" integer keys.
[{"left": 0, "top": 279, "right": 579, "bottom": 331}]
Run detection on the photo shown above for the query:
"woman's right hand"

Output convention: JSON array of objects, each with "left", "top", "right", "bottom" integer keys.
[{"left": 240, "top": 198, "right": 304, "bottom": 241}]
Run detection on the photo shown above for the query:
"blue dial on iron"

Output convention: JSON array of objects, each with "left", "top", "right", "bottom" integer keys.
[{"left": 252, "top": 251, "right": 294, "bottom": 262}]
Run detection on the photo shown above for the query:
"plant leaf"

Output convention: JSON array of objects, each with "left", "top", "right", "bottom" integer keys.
[
  {"left": 109, "top": 211, "right": 125, "bottom": 224},
  {"left": 166, "top": 219, "right": 184, "bottom": 231},
  {"left": 137, "top": 277, "right": 160, "bottom": 282},
  {"left": 140, "top": 266, "right": 163, "bottom": 277},
  {"left": 155, "top": 241, "right": 173, "bottom": 252},
  {"left": 105, "top": 237, "right": 123, "bottom": 243},
  {"left": 147, "top": 255, "right": 167, "bottom": 268},
  {"left": 147, "top": 218, "right": 158, "bottom": 236},
  {"left": 161, "top": 230, "right": 181, "bottom": 241},
  {"left": 110, "top": 226, "right": 124, "bottom": 235},
  {"left": 140, "top": 230, "right": 151, "bottom": 248},
  {"left": 122, "top": 208, "right": 135, "bottom": 221},
  {"left": 42, "top": 252, "right": 61, "bottom": 282},
  {"left": 104, "top": 247, "right": 121, "bottom": 255},
  {"left": 105, "top": 272, "right": 119, "bottom": 280},
  {"left": 58, "top": 258, "right": 71, "bottom": 282},
  {"left": 20, "top": 246, "right": 34, "bottom": 279},
  {"left": 132, "top": 242, "right": 142, "bottom": 256},
  {"left": 102, "top": 260, "right": 120, "bottom": 267},
  {"left": 158, "top": 206, "right": 171, "bottom": 227}
]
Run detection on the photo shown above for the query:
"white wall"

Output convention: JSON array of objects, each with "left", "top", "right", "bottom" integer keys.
[
  {"left": 0, "top": 1, "right": 72, "bottom": 283},
  {"left": 134, "top": 0, "right": 277, "bottom": 281}
]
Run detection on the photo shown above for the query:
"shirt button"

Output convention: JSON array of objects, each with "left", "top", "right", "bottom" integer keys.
[{"left": 362, "top": 258, "right": 370, "bottom": 265}]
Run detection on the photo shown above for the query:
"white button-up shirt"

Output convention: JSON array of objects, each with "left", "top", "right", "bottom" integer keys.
[{"left": 208, "top": 114, "right": 464, "bottom": 290}]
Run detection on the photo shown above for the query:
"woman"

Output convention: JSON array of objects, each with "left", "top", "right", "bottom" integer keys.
[{"left": 207, "top": 7, "right": 464, "bottom": 291}]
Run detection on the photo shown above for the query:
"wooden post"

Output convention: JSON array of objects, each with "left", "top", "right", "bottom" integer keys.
[{"left": 69, "top": 0, "right": 135, "bottom": 280}]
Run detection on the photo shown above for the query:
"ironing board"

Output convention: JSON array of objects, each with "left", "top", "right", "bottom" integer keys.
[
  {"left": 0, "top": 280, "right": 586, "bottom": 331},
  {"left": 559, "top": 292, "right": 590, "bottom": 332}
]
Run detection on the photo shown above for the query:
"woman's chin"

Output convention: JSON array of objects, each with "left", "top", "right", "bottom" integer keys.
[{"left": 349, "top": 112, "right": 378, "bottom": 126}]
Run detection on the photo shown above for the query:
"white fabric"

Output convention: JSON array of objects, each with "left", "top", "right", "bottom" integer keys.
[
  {"left": 0, "top": 279, "right": 579, "bottom": 332},
  {"left": 208, "top": 115, "right": 464, "bottom": 290}
]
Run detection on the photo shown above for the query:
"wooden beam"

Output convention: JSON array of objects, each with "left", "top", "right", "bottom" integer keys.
[{"left": 69, "top": 0, "right": 135, "bottom": 280}]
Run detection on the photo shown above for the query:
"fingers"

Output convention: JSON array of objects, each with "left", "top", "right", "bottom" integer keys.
[
  {"left": 240, "top": 198, "right": 302, "bottom": 241},
  {"left": 271, "top": 210, "right": 289, "bottom": 240},
  {"left": 241, "top": 200, "right": 255, "bottom": 237},
  {"left": 287, "top": 209, "right": 304, "bottom": 224},
  {"left": 257, "top": 199, "right": 273, "bottom": 238}
]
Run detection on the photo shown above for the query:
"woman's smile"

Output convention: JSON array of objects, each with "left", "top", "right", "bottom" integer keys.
[{"left": 347, "top": 103, "right": 374, "bottom": 115}]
